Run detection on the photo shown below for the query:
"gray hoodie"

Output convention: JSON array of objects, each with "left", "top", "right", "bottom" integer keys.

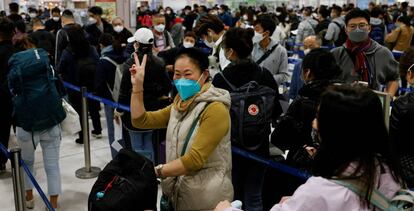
[
  {"left": 295, "top": 17, "right": 318, "bottom": 44},
  {"left": 331, "top": 40, "right": 399, "bottom": 90},
  {"left": 325, "top": 17, "right": 345, "bottom": 42}
]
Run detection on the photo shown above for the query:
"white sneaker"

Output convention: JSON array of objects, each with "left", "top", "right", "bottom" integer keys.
[{"left": 26, "top": 198, "right": 34, "bottom": 209}]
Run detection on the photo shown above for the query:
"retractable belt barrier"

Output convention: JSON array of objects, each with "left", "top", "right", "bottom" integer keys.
[
  {"left": 0, "top": 143, "right": 55, "bottom": 211},
  {"left": 62, "top": 81, "right": 414, "bottom": 191}
]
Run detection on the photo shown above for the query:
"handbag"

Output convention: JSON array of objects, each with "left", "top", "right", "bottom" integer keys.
[{"left": 60, "top": 99, "right": 81, "bottom": 134}]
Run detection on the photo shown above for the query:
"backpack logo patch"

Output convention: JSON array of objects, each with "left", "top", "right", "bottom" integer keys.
[{"left": 248, "top": 104, "right": 259, "bottom": 116}]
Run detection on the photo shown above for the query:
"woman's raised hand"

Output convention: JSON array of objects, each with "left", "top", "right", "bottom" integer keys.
[{"left": 130, "top": 53, "right": 147, "bottom": 87}]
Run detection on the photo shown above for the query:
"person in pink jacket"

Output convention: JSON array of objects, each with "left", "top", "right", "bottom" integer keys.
[{"left": 216, "top": 85, "right": 405, "bottom": 211}]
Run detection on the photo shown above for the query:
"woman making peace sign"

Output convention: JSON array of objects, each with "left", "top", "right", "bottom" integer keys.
[{"left": 130, "top": 47, "right": 233, "bottom": 210}]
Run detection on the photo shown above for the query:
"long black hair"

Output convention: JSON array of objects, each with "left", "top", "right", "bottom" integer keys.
[
  {"left": 312, "top": 85, "right": 403, "bottom": 207},
  {"left": 66, "top": 24, "right": 90, "bottom": 58}
]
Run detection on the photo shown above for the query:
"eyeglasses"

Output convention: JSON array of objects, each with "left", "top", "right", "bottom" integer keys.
[{"left": 347, "top": 23, "right": 369, "bottom": 30}]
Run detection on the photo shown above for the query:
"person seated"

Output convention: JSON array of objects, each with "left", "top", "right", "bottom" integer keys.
[{"left": 216, "top": 85, "right": 405, "bottom": 211}]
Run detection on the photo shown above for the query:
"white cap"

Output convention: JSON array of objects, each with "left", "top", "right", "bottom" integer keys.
[{"left": 127, "top": 28, "right": 154, "bottom": 44}]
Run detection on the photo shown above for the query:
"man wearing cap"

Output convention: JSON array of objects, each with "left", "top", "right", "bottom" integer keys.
[
  {"left": 152, "top": 13, "right": 175, "bottom": 53},
  {"left": 116, "top": 28, "right": 172, "bottom": 162}
]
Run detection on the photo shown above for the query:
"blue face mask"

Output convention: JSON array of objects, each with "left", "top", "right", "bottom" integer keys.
[{"left": 174, "top": 76, "right": 203, "bottom": 101}]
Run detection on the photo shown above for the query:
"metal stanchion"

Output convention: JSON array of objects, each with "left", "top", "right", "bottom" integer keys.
[
  {"left": 76, "top": 87, "right": 101, "bottom": 179},
  {"left": 10, "top": 148, "right": 26, "bottom": 211}
]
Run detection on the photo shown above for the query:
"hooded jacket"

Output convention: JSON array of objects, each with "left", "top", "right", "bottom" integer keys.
[
  {"left": 331, "top": 40, "right": 399, "bottom": 90},
  {"left": 295, "top": 17, "right": 318, "bottom": 44}
]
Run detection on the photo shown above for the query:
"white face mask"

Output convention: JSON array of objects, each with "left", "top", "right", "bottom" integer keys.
[
  {"left": 243, "top": 15, "right": 248, "bottom": 21},
  {"left": 166, "top": 10, "right": 172, "bottom": 15},
  {"left": 114, "top": 25, "right": 124, "bottom": 33},
  {"left": 154, "top": 24, "right": 165, "bottom": 32},
  {"left": 52, "top": 17, "right": 60, "bottom": 22},
  {"left": 304, "top": 49, "right": 311, "bottom": 55},
  {"left": 204, "top": 39, "right": 214, "bottom": 48},
  {"left": 275, "top": 12, "right": 281, "bottom": 16},
  {"left": 183, "top": 41, "right": 194, "bottom": 48},
  {"left": 252, "top": 31, "right": 264, "bottom": 43},
  {"left": 29, "top": 13, "right": 37, "bottom": 18},
  {"left": 88, "top": 17, "right": 97, "bottom": 24}
]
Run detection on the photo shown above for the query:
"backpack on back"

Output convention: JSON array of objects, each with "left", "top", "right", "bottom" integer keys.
[
  {"left": 88, "top": 149, "right": 157, "bottom": 211},
  {"left": 8, "top": 48, "right": 66, "bottom": 131},
  {"left": 101, "top": 56, "right": 123, "bottom": 101},
  {"left": 67, "top": 47, "right": 97, "bottom": 91},
  {"left": 218, "top": 70, "right": 277, "bottom": 150},
  {"left": 370, "top": 24, "right": 386, "bottom": 45},
  {"left": 333, "top": 22, "right": 348, "bottom": 47}
]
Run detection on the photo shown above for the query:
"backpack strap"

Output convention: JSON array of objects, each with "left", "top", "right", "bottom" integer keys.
[
  {"left": 218, "top": 71, "right": 237, "bottom": 91},
  {"left": 101, "top": 56, "right": 118, "bottom": 67},
  {"left": 330, "top": 179, "right": 391, "bottom": 210},
  {"left": 180, "top": 103, "right": 211, "bottom": 156},
  {"left": 256, "top": 43, "right": 278, "bottom": 65}
]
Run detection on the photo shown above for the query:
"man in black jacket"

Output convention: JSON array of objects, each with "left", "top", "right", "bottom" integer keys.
[
  {"left": 115, "top": 28, "right": 172, "bottom": 163},
  {"left": 55, "top": 9, "right": 75, "bottom": 67},
  {"left": 29, "top": 18, "right": 55, "bottom": 63},
  {"left": 84, "top": 6, "right": 114, "bottom": 53},
  {"left": 7, "top": 2, "right": 23, "bottom": 24},
  {"left": 44, "top": 7, "right": 62, "bottom": 35},
  {"left": 0, "top": 18, "right": 16, "bottom": 172}
]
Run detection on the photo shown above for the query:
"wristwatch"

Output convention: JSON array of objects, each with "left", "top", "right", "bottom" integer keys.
[{"left": 155, "top": 164, "right": 165, "bottom": 179}]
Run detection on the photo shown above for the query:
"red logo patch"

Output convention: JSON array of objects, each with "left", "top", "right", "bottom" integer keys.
[{"left": 248, "top": 104, "right": 259, "bottom": 116}]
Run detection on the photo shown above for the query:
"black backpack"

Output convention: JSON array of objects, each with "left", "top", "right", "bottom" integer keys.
[
  {"left": 370, "top": 23, "right": 385, "bottom": 45},
  {"left": 88, "top": 149, "right": 157, "bottom": 211},
  {"left": 218, "top": 70, "right": 277, "bottom": 150},
  {"left": 333, "top": 22, "right": 347, "bottom": 47},
  {"left": 68, "top": 47, "right": 97, "bottom": 90}
]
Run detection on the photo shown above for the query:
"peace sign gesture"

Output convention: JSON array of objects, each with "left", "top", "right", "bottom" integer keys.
[{"left": 130, "top": 53, "right": 147, "bottom": 87}]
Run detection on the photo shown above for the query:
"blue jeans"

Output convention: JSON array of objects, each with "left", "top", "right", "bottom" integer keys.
[
  {"left": 232, "top": 154, "right": 266, "bottom": 211},
  {"left": 104, "top": 105, "right": 116, "bottom": 158},
  {"left": 16, "top": 125, "right": 62, "bottom": 196},
  {"left": 128, "top": 129, "right": 154, "bottom": 162}
]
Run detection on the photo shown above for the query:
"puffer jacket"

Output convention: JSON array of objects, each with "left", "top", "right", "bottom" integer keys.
[
  {"left": 162, "top": 85, "right": 233, "bottom": 211},
  {"left": 295, "top": 17, "right": 318, "bottom": 44}
]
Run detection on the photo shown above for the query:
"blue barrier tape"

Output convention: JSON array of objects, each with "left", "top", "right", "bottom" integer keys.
[
  {"left": 62, "top": 81, "right": 130, "bottom": 112},
  {"left": 0, "top": 143, "right": 55, "bottom": 211},
  {"left": 232, "top": 146, "right": 311, "bottom": 180}
]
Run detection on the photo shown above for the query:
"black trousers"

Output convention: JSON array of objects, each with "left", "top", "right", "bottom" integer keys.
[
  {"left": 0, "top": 96, "right": 13, "bottom": 165},
  {"left": 68, "top": 92, "right": 102, "bottom": 140}
]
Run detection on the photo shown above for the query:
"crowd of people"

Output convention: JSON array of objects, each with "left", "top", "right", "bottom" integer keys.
[{"left": 0, "top": 1, "right": 414, "bottom": 210}]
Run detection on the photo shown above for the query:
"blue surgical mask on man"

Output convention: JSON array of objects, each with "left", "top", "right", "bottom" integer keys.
[{"left": 174, "top": 75, "right": 204, "bottom": 101}]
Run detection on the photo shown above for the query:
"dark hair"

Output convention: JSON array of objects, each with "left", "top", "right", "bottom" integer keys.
[
  {"left": 402, "top": 2, "right": 409, "bottom": 9},
  {"left": 260, "top": 4, "right": 267, "bottom": 13},
  {"left": 318, "top": 6, "right": 330, "bottom": 18},
  {"left": 313, "top": 85, "right": 402, "bottom": 206},
  {"left": 14, "top": 20, "right": 26, "bottom": 33},
  {"left": 223, "top": 27, "right": 254, "bottom": 59},
  {"left": 28, "top": 7, "right": 37, "bottom": 14},
  {"left": 0, "top": 17, "right": 14, "bottom": 40},
  {"left": 193, "top": 14, "right": 224, "bottom": 37},
  {"left": 399, "top": 46, "right": 414, "bottom": 78},
  {"left": 397, "top": 15, "right": 411, "bottom": 26},
  {"left": 99, "top": 33, "right": 123, "bottom": 54},
  {"left": 331, "top": 5, "right": 342, "bottom": 17},
  {"left": 175, "top": 47, "right": 209, "bottom": 73},
  {"left": 303, "top": 7, "right": 313, "bottom": 16},
  {"left": 66, "top": 24, "right": 90, "bottom": 58},
  {"left": 370, "top": 7, "right": 383, "bottom": 18},
  {"left": 302, "top": 49, "right": 341, "bottom": 80},
  {"left": 9, "top": 2, "right": 19, "bottom": 13},
  {"left": 345, "top": 9, "right": 370, "bottom": 26},
  {"left": 184, "top": 31, "right": 197, "bottom": 40},
  {"left": 51, "top": 7, "right": 61, "bottom": 14},
  {"left": 88, "top": 6, "right": 103, "bottom": 16},
  {"left": 14, "top": 35, "right": 35, "bottom": 52},
  {"left": 62, "top": 9, "right": 74, "bottom": 18},
  {"left": 254, "top": 14, "right": 276, "bottom": 35}
]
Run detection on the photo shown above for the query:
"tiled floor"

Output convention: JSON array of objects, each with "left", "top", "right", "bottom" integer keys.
[{"left": 0, "top": 114, "right": 161, "bottom": 211}]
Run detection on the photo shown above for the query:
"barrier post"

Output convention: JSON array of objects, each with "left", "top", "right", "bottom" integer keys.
[
  {"left": 75, "top": 87, "right": 101, "bottom": 179},
  {"left": 10, "top": 148, "right": 26, "bottom": 211}
]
